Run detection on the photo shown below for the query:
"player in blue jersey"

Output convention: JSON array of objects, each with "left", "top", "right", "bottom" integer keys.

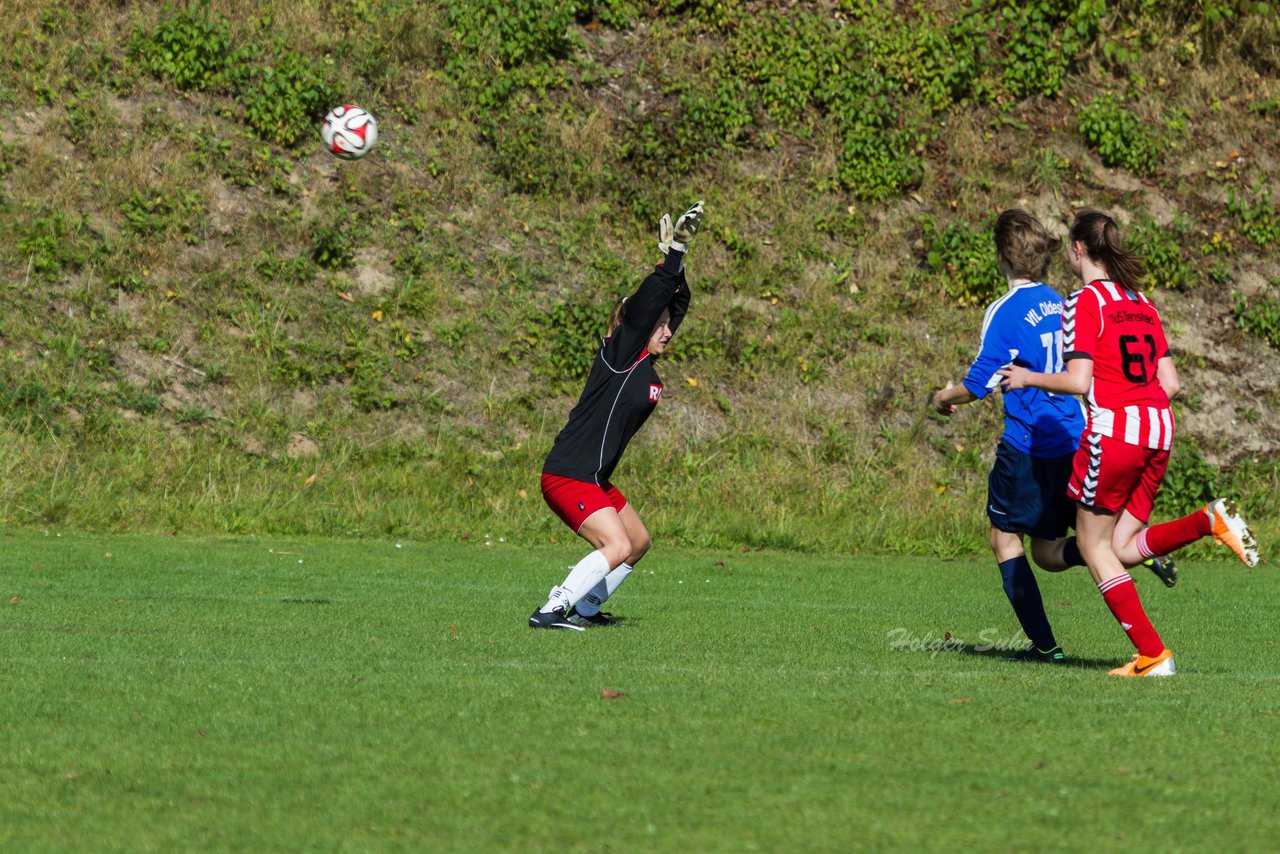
[
  {"left": 932, "top": 209, "right": 1174, "bottom": 663},
  {"left": 932, "top": 209, "right": 1083, "bottom": 662}
]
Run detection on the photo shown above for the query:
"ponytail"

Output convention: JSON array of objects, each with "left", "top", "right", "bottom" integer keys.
[
  {"left": 606, "top": 295, "right": 627, "bottom": 338},
  {"left": 1070, "top": 210, "right": 1145, "bottom": 292}
]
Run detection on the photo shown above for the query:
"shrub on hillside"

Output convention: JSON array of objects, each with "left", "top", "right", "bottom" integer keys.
[
  {"left": 444, "top": 0, "right": 576, "bottom": 69},
  {"left": 1233, "top": 292, "right": 1280, "bottom": 350},
  {"left": 505, "top": 298, "right": 605, "bottom": 393},
  {"left": 1078, "top": 93, "right": 1163, "bottom": 177},
  {"left": 238, "top": 48, "right": 334, "bottom": 148},
  {"left": 16, "top": 209, "right": 91, "bottom": 281},
  {"left": 130, "top": 8, "right": 333, "bottom": 149},
  {"left": 920, "top": 216, "right": 1002, "bottom": 307},
  {"left": 1153, "top": 439, "right": 1218, "bottom": 513},
  {"left": 128, "top": 4, "right": 233, "bottom": 92},
  {"left": 1128, "top": 218, "right": 1196, "bottom": 290},
  {"left": 1001, "top": 0, "right": 1105, "bottom": 98},
  {"left": 1226, "top": 185, "right": 1280, "bottom": 247},
  {"left": 837, "top": 118, "right": 924, "bottom": 201}
]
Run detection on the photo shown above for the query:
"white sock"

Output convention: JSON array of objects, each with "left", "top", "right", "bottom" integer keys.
[
  {"left": 605, "top": 562, "right": 634, "bottom": 599},
  {"left": 575, "top": 563, "right": 635, "bottom": 617},
  {"left": 540, "top": 550, "right": 610, "bottom": 613}
]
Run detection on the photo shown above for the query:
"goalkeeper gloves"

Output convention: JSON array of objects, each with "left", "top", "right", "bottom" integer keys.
[
  {"left": 657, "top": 213, "right": 673, "bottom": 255},
  {"left": 669, "top": 201, "right": 704, "bottom": 254}
]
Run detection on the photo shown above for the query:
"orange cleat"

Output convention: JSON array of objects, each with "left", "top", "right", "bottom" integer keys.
[
  {"left": 1109, "top": 648, "right": 1176, "bottom": 677},
  {"left": 1206, "top": 498, "right": 1260, "bottom": 567}
]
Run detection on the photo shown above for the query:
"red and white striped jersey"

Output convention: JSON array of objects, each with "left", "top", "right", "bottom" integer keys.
[{"left": 1063, "top": 279, "right": 1174, "bottom": 450}]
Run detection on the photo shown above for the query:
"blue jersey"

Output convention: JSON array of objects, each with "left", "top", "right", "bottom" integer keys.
[{"left": 961, "top": 281, "right": 1084, "bottom": 457}]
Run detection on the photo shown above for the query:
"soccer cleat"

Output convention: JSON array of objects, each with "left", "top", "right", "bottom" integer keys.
[
  {"left": 1004, "top": 645, "right": 1068, "bottom": 664},
  {"left": 1206, "top": 498, "right": 1260, "bottom": 567},
  {"left": 567, "top": 607, "right": 618, "bottom": 628},
  {"left": 1143, "top": 554, "right": 1178, "bottom": 588},
  {"left": 528, "top": 606, "right": 585, "bottom": 631},
  {"left": 1108, "top": 648, "right": 1176, "bottom": 677}
]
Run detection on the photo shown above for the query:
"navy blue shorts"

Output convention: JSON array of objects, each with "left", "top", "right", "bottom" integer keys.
[{"left": 987, "top": 441, "right": 1076, "bottom": 540}]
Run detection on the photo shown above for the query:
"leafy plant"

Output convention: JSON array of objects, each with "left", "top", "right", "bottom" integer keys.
[
  {"left": 508, "top": 297, "right": 607, "bottom": 392},
  {"left": 311, "top": 219, "right": 356, "bottom": 271},
  {"left": 1226, "top": 185, "right": 1280, "bottom": 247},
  {"left": 118, "top": 385, "right": 161, "bottom": 415},
  {"left": 838, "top": 117, "right": 925, "bottom": 201},
  {"left": 673, "top": 78, "right": 755, "bottom": 165},
  {"left": 1077, "top": 93, "right": 1163, "bottom": 177},
  {"left": 442, "top": 0, "right": 577, "bottom": 131},
  {"left": 1128, "top": 218, "right": 1195, "bottom": 290},
  {"left": 920, "top": 216, "right": 1002, "bottom": 306},
  {"left": 863, "top": 9, "right": 989, "bottom": 112},
  {"left": 445, "top": 0, "right": 576, "bottom": 69},
  {"left": 16, "top": 209, "right": 90, "bottom": 280},
  {"left": 1001, "top": 0, "right": 1105, "bottom": 98},
  {"left": 120, "top": 190, "right": 206, "bottom": 243},
  {"left": 238, "top": 48, "right": 334, "bottom": 148},
  {"left": 1233, "top": 292, "right": 1280, "bottom": 349},
  {"left": 1154, "top": 439, "right": 1218, "bottom": 513},
  {"left": 349, "top": 346, "right": 400, "bottom": 412},
  {"left": 128, "top": 3, "right": 233, "bottom": 91}
]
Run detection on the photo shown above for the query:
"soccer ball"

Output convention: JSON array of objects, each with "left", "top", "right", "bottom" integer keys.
[{"left": 321, "top": 105, "right": 378, "bottom": 160}]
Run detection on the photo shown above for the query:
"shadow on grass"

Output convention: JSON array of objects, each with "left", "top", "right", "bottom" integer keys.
[{"left": 957, "top": 644, "right": 1120, "bottom": 671}]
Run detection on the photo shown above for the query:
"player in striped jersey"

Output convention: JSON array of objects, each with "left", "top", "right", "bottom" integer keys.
[
  {"left": 1000, "top": 211, "right": 1260, "bottom": 676},
  {"left": 529, "top": 202, "right": 704, "bottom": 630}
]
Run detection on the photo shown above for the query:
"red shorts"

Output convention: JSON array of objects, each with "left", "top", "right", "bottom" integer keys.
[
  {"left": 541, "top": 473, "right": 628, "bottom": 533},
  {"left": 1067, "top": 431, "right": 1169, "bottom": 523}
]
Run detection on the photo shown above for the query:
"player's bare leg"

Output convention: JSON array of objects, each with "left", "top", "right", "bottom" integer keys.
[
  {"left": 530, "top": 509, "right": 631, "bottom": 630},
  {"left": 572, "top": 504, "right": 650, "bottom": 626}
]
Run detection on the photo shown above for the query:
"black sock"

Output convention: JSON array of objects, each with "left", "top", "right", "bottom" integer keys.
[{"left": 998, "top": 556, "right": 1057, "bottom": 651}]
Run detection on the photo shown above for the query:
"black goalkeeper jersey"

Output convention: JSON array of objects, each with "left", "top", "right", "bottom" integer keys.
[{"left": 542, "top": 261, "right": 690, "bottom": 485}]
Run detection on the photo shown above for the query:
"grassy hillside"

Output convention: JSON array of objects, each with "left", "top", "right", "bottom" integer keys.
[{"left": 1, "top": 1, "right": 1278, "bottom": 553}]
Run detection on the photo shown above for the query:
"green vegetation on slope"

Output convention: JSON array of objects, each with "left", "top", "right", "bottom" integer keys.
[{"left": 1, "top": 1, "right": 1278, "bottom": 551}]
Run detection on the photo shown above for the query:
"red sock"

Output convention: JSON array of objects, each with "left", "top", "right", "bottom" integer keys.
[
  {"left": 1138, "top": 509, "right": 1212, "bottom": 558},
  {"left": 1098, "top": 574, "right": 1164, "bottom": 657}
]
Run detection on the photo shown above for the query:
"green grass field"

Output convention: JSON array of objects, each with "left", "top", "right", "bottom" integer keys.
[{"left": 2, "top": 529, "right": 1276, "bottom": 851}]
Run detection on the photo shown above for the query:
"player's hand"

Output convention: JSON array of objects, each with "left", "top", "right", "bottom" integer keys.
[
  {"left": 671, "top": 201, "right": 705, "bottom": 252},
  {"left": 658, "top": 213, "right": 673, "bottom": 255},
  {"left": 932, "top": 381, "right": 957, "bottom": 416},
  {"left": 997, "top": 364, "right": 1029, "bottom": 392}
]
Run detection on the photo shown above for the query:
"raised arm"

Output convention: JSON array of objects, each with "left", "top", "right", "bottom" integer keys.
[{"left": 607, "top": 203, "right": 702, "bottom": 363}]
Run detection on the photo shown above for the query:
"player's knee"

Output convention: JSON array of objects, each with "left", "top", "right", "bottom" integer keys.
[
  {"left": 1029, "top": 540, "right": 1059, "bottom": 573},
  {"left": 629, "top": 530, "right": 652, "bottom": 562},
  {"left": 987, "top": 528, "right": 1003, "bottom": 554},
  {"left": 600, "top": 537, "right": 633, "bottom": 568}
]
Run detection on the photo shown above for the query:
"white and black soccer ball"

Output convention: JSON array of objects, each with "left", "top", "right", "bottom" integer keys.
[{"left": 321, "top": 105, "right": 378, "bottom": 160}]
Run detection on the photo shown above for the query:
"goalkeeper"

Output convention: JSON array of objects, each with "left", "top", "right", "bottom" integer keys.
[{"left": 529, "top": 202, "right": 704, "bottom": 630}]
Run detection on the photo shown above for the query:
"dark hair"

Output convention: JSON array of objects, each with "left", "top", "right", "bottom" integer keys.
[
  {"left": 606, "top": 296, "right": 627, "bottom": 337},
  {"left": 994, "top": 208, "right": 1060, "bottom": 280},
  {"left": 1070, "top": 210, "right": 1145, "bottom": 292}
]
